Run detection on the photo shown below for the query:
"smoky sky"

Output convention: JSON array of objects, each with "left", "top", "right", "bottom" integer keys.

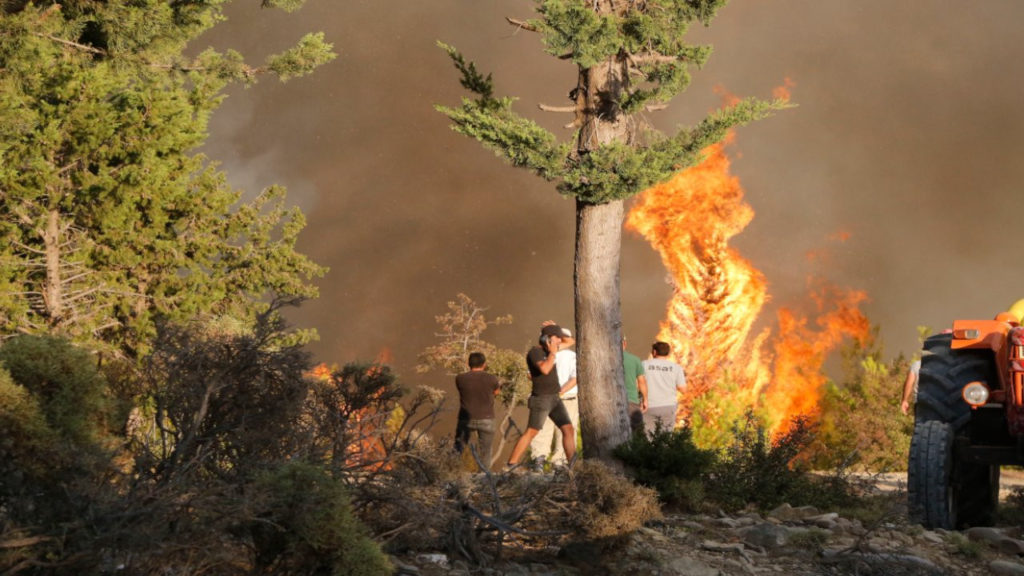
[{"left": 199, "top": 1, "right": 1024, "bottom": 390}]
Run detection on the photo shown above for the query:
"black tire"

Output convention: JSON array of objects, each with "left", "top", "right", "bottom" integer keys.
[
  {"left": 914, "top": 333, "right": 996, "bottom": 430},
  {"left": 908, "top": 420, "right": 955, "bottom": 529},
  {"left": 909, "top": 335, "right": 1001, "bottom": 528}
]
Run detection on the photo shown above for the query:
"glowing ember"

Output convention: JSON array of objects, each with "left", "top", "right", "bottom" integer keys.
[{"left": 626, "top": 125, "right": 869, "bottom": 440}]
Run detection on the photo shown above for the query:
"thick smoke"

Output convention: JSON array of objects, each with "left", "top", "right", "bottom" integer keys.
[{"left": 201, "top": 1, "right": 1024, "bottom": 393}]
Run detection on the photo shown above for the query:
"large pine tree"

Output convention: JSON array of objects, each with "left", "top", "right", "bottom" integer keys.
[
  {"left": 0, "top": 1, "right": 334, "bottom": 358},
  {"left": 438, "top": 0, "right": 790, "bottom": 461}
]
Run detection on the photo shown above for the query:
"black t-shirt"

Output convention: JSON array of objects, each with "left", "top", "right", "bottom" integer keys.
[
  {"left": 455, "top": 370, "right": 500, "bottom": 419},
  {"left": 526, "top": 346, "right": 560, "bottom": 396}
]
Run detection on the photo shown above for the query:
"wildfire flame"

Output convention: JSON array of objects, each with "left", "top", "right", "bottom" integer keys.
[
  {"left": 626, "top": 125, "right": 869, "bottom": 440},
  {"left": 307, "top": 362, "right": 391, "bottom": 470}
]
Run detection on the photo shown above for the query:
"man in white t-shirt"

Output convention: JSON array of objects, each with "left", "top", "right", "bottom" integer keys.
[
  {"left": 641, "top": 341, "right": 686, "bottom": 434},
  {"left": 530, "top": 323, "right": 578, "bottom": 468},
  {"left": 900, "top": 358, "right": 921, "bottom": 416}
]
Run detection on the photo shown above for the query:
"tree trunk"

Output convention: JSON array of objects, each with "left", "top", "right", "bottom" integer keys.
[
  {"left": 572, "top": 44, "right": 635, "bottom": 462},
  {"left": 42, "top": 208, "right": 64, "bottom": 325},
  {"left": 575, "top": 199, "right": 631, "bottom": 461}
]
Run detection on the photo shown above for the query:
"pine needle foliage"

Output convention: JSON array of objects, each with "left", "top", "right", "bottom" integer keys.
[
  {"left": 436, "top": 0, "right": 792, "bottom": 205},
  {"left": 0, "top": 1, "right": 334, "bottom": 359}
]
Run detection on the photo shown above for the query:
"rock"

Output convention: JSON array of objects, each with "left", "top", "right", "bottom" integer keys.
[
  {"left": 738, "top": 523, "right": 791, "bottom": 549},
  {"left": 715, "top": 517, "right": 745, "bottom": 528},
  {"left": 639, "top": 526, "right": 669, "bottom": 542},
  {"left": 804, "top": 512, "right": 839, "bottom": 529},
  {"left": 667, "top": 556, "right": 720, "bottom": 576},
  {"left": 700, "top": 540, "right": 745, "bottom": 554},
  {"left": 966, "top": 526, "right": 1007, "bottom": 545},
  {"left": 820, "top": 550, "right": 942, "bottom": 575},
  {"left": 766, "top": 503, "right": 819, "bottom": 523},
  {"left": 1000, "top": 538, "right": 1024, "bottom": 556},
  {"left": 415, "top": 553, "right": 449, "bottom": 568},
  {"left": 390, "top": 557, "right": 421, "bottom": 575},
  {"left": 991, "top": 559, "right": 1024, "bottom": 576}
]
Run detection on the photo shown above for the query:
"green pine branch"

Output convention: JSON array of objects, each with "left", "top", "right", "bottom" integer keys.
[{"left": 435, "top": 44, "right": 570, "bottom": 182}]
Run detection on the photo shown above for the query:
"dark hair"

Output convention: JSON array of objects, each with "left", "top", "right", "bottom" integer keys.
[
  {"left": 468, "top": 351, "right": 486, "bottom": 368},
  {"left": 652, "top": 341, "right": 671, "bottom": 357}
]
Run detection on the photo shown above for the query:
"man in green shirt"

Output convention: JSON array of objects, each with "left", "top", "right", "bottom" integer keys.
[{"left": 622, "top": 336, "right": 648, "bottom": 434}]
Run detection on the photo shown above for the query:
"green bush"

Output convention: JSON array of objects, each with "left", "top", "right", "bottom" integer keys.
[
  {"left": 251, "top": 462, "right": 392, "bottom": 576},
  {"left": 805, "top": 340, "right": 913, "bottom": 471},
  {"left": 0, "top": 368, "right": 61, "bottom": 515},
  {"left": 708, "top": 412, "right": 819, "bottom": 511},
  {"left": 613, "top": 423, "right": 715, "bottom": 509},
  {"left": 0, "top": 334, "right": 110, "bottom": 446},
  {"left": 0, "top": 335, "right": 115, "bottom": 530}
]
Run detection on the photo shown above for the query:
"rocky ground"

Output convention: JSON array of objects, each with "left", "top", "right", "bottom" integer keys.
[{"left": 388, "top": 472, "right": 1024, "bottom": 576}]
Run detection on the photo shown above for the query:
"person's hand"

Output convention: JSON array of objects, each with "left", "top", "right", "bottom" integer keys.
[
  {"left": 545, "top": 335, "right": 561, "bottom": 354},
  {"left": 641, "top": 398, "right": 648, "bottom": 412},
  {"left": 901, "top": 399, "right": 910, "bottom": 415}
]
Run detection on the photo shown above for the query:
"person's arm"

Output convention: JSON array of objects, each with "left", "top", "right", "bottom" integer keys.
[
  {"left": 559, "top": 377, "right": 577, "bottom": 396},
  {"left": 531, "top": 343, "right": 558, "bottom": 375},
  {"left": 638, "top": 375, "right": 648, "bottom": 412},
  {"left": 900, "top": 369, "right": 917, "bottom": 415}
]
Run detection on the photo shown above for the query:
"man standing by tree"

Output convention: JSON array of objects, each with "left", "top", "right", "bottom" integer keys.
[
  {"left": 642, "top": 341, "right": 687, "bottom": 433},
  {"left": 454, "top": 352, "right": 501, "bottom": 471},
  {"left": 622, "top": 336, "right": 648, "bottom": 434},
  {"left": 530, "top": 322, "right": 578, "bottom": 469},
  {"left": 506, "top": 325, "right": 576, "bottom": 471}
]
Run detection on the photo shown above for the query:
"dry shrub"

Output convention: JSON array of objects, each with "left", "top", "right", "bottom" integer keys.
[
  {"left": 566, "top": 460, "right": 662, "bottom": 540},
  {"left": 355, "top": 430, "right": 464, "bottom": 553}
]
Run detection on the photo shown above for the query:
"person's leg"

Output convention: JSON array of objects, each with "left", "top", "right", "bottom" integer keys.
[
  {"left": 548, "top": 400, "right": 575, "bottom": 462},
  {"left": 454, "top": 410, "right": 470, "bottom": 454},
  {"left": 551, "top": 397, "right": 579, "bottom": 465},
  {"left": 558, "top": 424, "right": 575, "bottom": 462},
  {"left": 530, "top": 417, "right": 556, "bottom": 467},
  {"left": 471, "top": 419, "right": 496, "bottom": 471},
  {"left": 507, "top": 427, "right": 539, "bottom": 466},
  {"left": 643, "top": 405, "right": 676, "bottom": 435},
  {"left": 627, "top": 402, "right": 644, "bottom": 435},
  {"left": 508, "top": 395, "right": 556, "bottom": 467}
]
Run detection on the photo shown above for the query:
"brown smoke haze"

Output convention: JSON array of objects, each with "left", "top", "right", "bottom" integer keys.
[{"left": 200, "top": 1, "right": 1024, "bottom": 392}]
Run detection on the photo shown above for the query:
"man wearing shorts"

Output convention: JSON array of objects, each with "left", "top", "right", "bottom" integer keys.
[
  {"left": 529, "top": 323, "right": 578, "bottom": 468},
  {"left": 505, "top": 324, "right": 576, "bottom": 471}
]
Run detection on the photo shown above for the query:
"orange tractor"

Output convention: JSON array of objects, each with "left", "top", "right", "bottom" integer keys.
[{"left": 908, "top": 300, "right": 1024, "bottom": 529}]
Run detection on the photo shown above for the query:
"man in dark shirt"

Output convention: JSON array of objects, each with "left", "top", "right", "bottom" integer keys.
[
  {"left": 505, "top": 324, "right": 576, "bottom": 471},
  {"left": 454, "top": 351, "right": 501, "bottom": 471}
]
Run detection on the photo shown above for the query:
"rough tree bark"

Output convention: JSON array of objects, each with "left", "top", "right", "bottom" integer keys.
[
  {"left": 575, "top": 199, "right": 631, "bottom": 460},
  {"left": 573, "top": 54, "right": 636, "bottom": 460}
]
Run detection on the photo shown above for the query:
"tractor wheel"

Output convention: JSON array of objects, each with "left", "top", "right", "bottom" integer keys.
[
  {"left": 957, "top": 463, "right": 999, "bottom": 527},
  {"left": 908, "top": 420, "right": 955, "bottom": 529},
  {"left": 914, "top": 333, "right": 996, "bottom": 430}
]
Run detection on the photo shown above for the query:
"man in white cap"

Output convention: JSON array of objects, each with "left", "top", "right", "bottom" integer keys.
[{"left": 529, "top": 321, "right": 578, "bottom": 469}]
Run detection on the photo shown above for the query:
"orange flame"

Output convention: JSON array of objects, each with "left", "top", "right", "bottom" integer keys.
[
  {"left": 773, "top": 78, "right": 796, "bottom": 102},
  {"left": 626, "top": 125, "right": 869, "bottom": 439},
  {"left": 307, "top": 362, "right": 391, "bottom": 470}
]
